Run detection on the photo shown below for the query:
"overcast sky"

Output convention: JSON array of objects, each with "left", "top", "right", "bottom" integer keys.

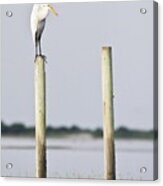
[{"left": 1, "top": 1, "right": 154, "bottom": 130}]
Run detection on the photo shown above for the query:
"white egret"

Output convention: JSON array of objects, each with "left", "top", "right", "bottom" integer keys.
[{"left": 31, "top": 4, "right": 58, "bottom": 58}]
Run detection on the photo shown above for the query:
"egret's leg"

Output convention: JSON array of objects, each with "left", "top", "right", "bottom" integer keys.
[
  {"left": 35, "top": 34, "right": 39, "bottom": 60},
  {"left": 38, "top": 38, "right": 47, "bottom": 62},
  {"left": 35, "top": 43, "right": 38, "bottom": 57},
  {"left": 34, "top": 44, "right": 38, "bottom": 62},
  {"left": 39, "top": 39, "right": 42, "bottom": 56}
]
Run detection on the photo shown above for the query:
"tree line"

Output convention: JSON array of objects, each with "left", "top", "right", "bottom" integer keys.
[{"left": 1, "top": 121, "right": 156, "bottom": 139}]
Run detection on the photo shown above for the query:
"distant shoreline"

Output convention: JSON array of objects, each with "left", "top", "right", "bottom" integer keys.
[
  {"left": 1, "top": 121, "right": 156, "bottom": 140},
  {"left": 1, "top": 133, "right": 155, "bottom": 140}
]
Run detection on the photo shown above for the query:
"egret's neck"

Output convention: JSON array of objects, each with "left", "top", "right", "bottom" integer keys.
[{"left": 38, "top": 8, "right": 49, "bottom": 21}]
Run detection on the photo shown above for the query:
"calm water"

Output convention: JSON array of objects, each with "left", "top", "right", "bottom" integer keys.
[{"left": 1, "top": 137, "right": 154, "bottom": 180}]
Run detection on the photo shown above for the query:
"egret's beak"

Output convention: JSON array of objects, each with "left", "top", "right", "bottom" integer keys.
[{"left": 48, "top": 4, "right": 58, "bottom": 16}]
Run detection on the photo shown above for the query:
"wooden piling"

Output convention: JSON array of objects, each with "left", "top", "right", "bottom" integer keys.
[
  {"left": 102, "top": 47, "right": 115, "bottom": 180},
  {"left": 35, "top": 56, "right": 47, "bottom": 178}
]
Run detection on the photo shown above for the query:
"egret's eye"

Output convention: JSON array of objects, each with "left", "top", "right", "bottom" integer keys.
[{"left": 42, "top": 4, "right": 47, "bottom": 8}]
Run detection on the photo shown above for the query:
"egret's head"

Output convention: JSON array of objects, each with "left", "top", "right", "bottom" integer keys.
[
  {"left": 41, "top": 4, "right": 58, "bottom": 16},
  {"left": 40, "top": 4, "right": 58, "bottom": 16},
  {"left": 38, "top": 4, "right": 58, "bottom": 16}
]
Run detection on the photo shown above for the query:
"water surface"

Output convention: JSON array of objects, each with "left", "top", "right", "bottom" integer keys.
[{"left": 1, "top": 137, "right": 154, "bottom": 180}]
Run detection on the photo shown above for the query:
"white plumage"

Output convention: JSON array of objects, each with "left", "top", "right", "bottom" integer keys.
[{"left": 31, "top": 4, "right": 58, "bottom": 57}]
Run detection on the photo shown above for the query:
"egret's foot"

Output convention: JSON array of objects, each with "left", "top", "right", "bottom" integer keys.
[
  {"left": 39, "top": 54, "right": 47, "bottom": 63},
  {"left": 34, "top": 55, "right": 39, "bottom": 62},
  {"left": 40, "top": 54, "right": 46, "bottom": 60},
  {"left": 34, "top": 55, "right": 47, "bottom": 63}
]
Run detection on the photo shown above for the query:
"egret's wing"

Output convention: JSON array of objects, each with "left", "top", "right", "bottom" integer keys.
[{"left": 36, "top": 19, "right": 46, "bottom": 41}]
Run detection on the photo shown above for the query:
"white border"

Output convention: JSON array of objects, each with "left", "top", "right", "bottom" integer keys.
[{"left": 0, "top": 0, "right": 162, "bottom": 185}]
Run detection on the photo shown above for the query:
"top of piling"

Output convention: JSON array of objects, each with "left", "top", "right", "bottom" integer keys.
[
  {"left": 102, "top": 46, "right": 112, "bottom": 51},
  {"left": 34, "top": 55, "right": 46, "bottom": 63}
]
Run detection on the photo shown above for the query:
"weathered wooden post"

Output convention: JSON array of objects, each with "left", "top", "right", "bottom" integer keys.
[
  {"left": 35, "top": 56, "right": 47, "bottom": 178},
  {"left": 102, "top": 47, "right": 115, "bottom": 180}
]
